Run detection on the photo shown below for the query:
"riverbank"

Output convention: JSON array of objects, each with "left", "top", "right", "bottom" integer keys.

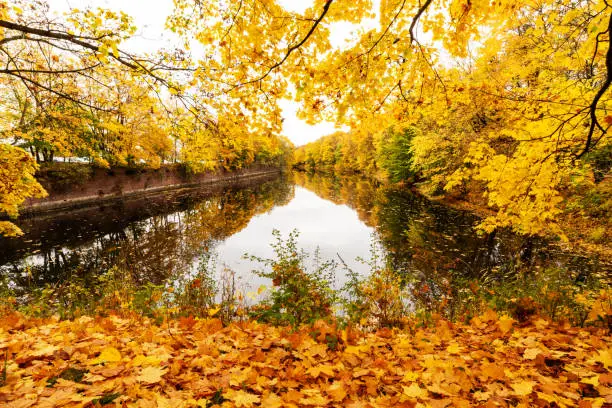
[
  {"left": 0, "top": 171, "right": 288, "bottom": 265},
  {"left": 416, "top": 184, "right": 612, "bottom": 260},
  {"left": 21, "top": 163, "right": 282, "bottom": 215}
]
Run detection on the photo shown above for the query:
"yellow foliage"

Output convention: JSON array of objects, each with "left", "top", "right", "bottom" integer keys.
[{"left": 0, "top": 144, "right": 46, "bottom": 236}]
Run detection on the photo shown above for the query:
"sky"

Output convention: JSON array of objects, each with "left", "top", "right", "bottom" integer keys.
[{"left": 46, "top": 0, "right": 375, "bottom": 146}]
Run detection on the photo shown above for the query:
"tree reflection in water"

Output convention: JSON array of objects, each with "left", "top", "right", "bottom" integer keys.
[
  {"left": 0, "top": 175, "right": 294, "bottom": 300},
  {"left": 292, "top": 172, "right": 606, "bottom": 315},
  {"left": 1, "top": 171, "right": 606, "bottom": 312}
]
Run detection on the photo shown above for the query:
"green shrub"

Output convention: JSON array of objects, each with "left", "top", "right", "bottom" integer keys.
[
  {"left": 247, "top": 229, "right": 338, "bottom": 327},
  {"left": 341, "top": 245, "right": 412, "bottom": 329}
]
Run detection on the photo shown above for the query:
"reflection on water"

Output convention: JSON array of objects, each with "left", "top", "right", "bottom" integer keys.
[
  {"left": 0, "top": 171, "right": 608, "bottom": 302},
  {"left": 0, "top": 174, "right": 293, "bottom": 298},
  {"left": 212, "top": 186, "right": 379, "bottom": 290},
  {"left": 293, "top": 172, "right": 607, "bottom": 281}
]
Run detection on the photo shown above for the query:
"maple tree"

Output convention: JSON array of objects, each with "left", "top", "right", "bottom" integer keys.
[
  {"left": 1, "top": 0, "right": 610, "bottom": 239},
  {"left": 0, "top": 0, "right": 296, "bottom": 235},
  {"left": 0, "top": 143, "right": 46, "bottom": 236},
  {"left": 184, "top": 0, "right": 609, "bottom": 238}
]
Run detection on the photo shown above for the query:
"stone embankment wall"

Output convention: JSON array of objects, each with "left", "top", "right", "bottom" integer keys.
[{"left": 23, "top": 164, "right": 281, "bottom": 214}]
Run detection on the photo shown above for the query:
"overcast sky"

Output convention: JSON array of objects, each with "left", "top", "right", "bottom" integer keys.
[{"left": 46, "top": 0, "right": 377, "bottom": 146}]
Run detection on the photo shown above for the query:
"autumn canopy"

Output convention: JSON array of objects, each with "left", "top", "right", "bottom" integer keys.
[{"left": 0, "top": 0, "right": 609, "bottom": 237}]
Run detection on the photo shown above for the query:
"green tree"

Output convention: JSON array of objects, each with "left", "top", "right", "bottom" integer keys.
[{"left": 378, "top": 127, "right": 416, "bottom": 183}]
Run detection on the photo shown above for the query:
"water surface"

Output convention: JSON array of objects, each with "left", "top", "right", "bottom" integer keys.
[{"left": 0, "top": 172, "right": 607, "bottom": 303}]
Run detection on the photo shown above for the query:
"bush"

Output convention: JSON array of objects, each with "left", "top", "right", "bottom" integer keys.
[
  {"left": 247, "top": 229, "right": 338, "bottom": 327},
  {"left": 341, "top": 245, "right": 412, "bottom": 330},
  {"left": 428, "top": 267, "right": 610, "bottom": 328}
]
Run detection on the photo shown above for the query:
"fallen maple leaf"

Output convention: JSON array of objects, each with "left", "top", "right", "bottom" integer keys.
[
  {"left": 31, "top": 343, "right": 58, "bottom": 358},
  {"left": 306, "top": 364, "right": 335, "bottom": 378},
  {"left": 326, "top": 381, "right": 347, "bottom": 402},
  {"left": 299, "top": 390, "right": 330, "bottom": 406},
  {"left": 137, "top": 366, "right": 166, "bottom": 384},
  {"left": 589, "top": 348, "right": 611, "bottom": 369},
  {"left": 260, "top": 392, "right": 283, "bottom": 408},
  {"left": 497, "top": 314, "right": 515, "bottom": 334},
  {"left": 512, "top": 380, "right": 535, "bottom": 396},
  {"left": 89, "top": 347, "right": 121, "bottom": 365},
  {"left": 131, "top": 354, "right": 161, "bottom": 367},
  {"left": 481, "top": 363, "right": 506, "bottom": 380},
  {"left": 402, "top": 383, "right": 428, "bottom": 399},
  {"left": 446, "top": 343, "right": 461, "bottom": 354},
  {"left": 581, "top": 375, "right": 599, "bottom": 387},
  {"left": 523, "top": 347, "right": 542, "bottom": 360},
  {"left": 227, "top": 389, "right": 261, "bottom": 407}
]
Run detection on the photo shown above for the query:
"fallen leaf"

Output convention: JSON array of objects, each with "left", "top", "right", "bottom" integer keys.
[
  {"left": 512, "top": 380, "right": 535, "bottom": 396},
  {"left": 403, "top": 383, "right": 428, "bottom": 398},
  {"left": 137, "top": 366, "right": 167, "bottom": 384},
  {"left": 89, "top": 347, "right": 121, "bottom": 365},
  {"left": 227, "top": 389, "right": 261, "bottom": 407},
  {"left": 497, "top": 315, "right": 515, "bottom": 334}
]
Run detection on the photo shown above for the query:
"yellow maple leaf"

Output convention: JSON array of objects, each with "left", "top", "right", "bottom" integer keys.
[
  {"left": 299, "top": 391, "right": 329, "bottom": 406},
  {"left": 131, "top": 354, "right": 162, "bottom": 367},
  {"left": 481, "top": 363, "right": 506, "bottom": 380},
  {"left": 326, "top": 381, "right": 347, "bottom": 402},
  {"left": 32, "top": 343, "right": 59, "bottom": 357},
  {"left": 473, "top": 391, "right": 491, "bottom": 401},
  {"left": 589, "top": 348, "right": 611, "bottom": 369},
  {"left": 427, "top": 383, "right": 452, "bottom": 396},
  {"left": 523, "top": 348, "right": 542, "bottom": 360},
  {"left": 227, "top": 389, "right": 260, "bottom": 407},
  {"left": 402, "top": 371, "right": 420, "bottom": 382},
  {"left": 344, "top": 344, "right": 369, "bottom": 355},
  {"left": 512, "top": 380, "right": 535, "bottom": 396},
  {"left": 137, "top": 366, "right": 167, "bottom": 384},
  {"left": 402, "top": 383, "right": 428, "bottom": 399},
  {"left": 497, "top": 314, "right": 515, "bottom": 334},
  {"left": 89, "top": 347, "right": 121, "bottom": 365},
  {"left": 306, "top": 364, "right": 335, "bottom": 378},
  {"left": 446, "top": 343, "right": 461, "bottom": 354},
  {"left": 581, "top": 375, "right": 599, "bottom": 387},
  {"left": 260, "top": 392, "right": 283, "bottom": 408},
  {"left": 537, "top": 392, "right": 562, "bottom": 404}
]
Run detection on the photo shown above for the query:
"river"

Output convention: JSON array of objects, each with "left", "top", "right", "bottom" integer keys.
[{"left": 0, "top": 171, "right": 608, "bottom": 312}]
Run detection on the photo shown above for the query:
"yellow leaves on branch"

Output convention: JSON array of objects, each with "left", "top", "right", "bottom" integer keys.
[
  {"left": 0, "top": 144, "right": 46, "bottom": 236},
  {"left": 0, "top": 310, "right": 610, "bottom": 407}
]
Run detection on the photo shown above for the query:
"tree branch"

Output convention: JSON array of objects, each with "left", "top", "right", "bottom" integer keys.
[
  {"left": 577, "top": 8, "right": 612, "bottom": 158},
  {"left": 0, "top": 19, "right": 139, "bottom": 70},
  {"left": 234, "top": 0, "right": 334, "bottom": 88},
  {"left": 409, "top": 0, "right": 434, "bottom": 43}
]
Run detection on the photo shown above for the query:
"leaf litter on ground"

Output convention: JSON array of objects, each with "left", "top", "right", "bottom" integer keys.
[{"left": 0, "top": 309, "right": 610, "bottom": 407}]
